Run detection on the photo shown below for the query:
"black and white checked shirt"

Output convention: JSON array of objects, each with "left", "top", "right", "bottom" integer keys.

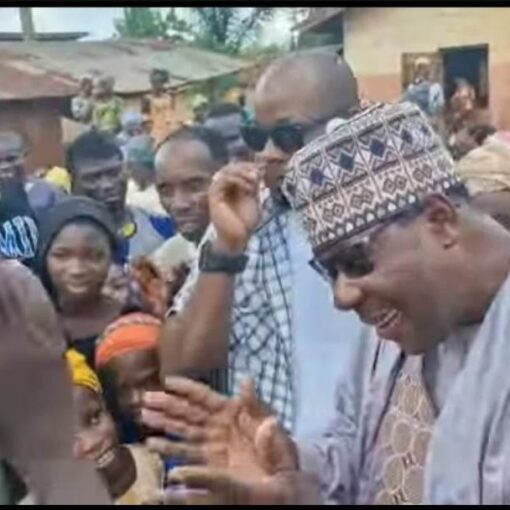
[{"left": 171, "top": 192, "right": 295, "bottom": 431}]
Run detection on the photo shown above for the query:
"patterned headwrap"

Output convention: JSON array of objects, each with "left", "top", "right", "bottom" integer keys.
[
  {"left": 456, "top": 132, "right": 510, "bottom": 196},
  {"left": 95, "top": 312, "right": 161, "bottom": 368},
  {"left": 65, "top": 348, "right": 102, "bottom": 394},
  {"left": 282, "top": 101, "right": 460, "bottom": 254}
]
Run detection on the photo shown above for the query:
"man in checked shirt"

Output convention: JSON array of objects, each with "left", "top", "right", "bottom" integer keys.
[{"left": 159, "top": 51, "right": 365, "bottom": 435}]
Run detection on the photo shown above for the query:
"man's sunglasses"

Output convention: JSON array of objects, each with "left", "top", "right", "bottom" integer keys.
[
  {"left": 240, "top": 115, "right": 331, "bottom": 154},
  {"left": 310, "top": 240, "right": 375, "bottom": 283},
  {"left": 309, "top": 207, "right": 422, "bottom": 283},
  {"left": 240, "top": 123, "right": 305, "bottom": 154}
]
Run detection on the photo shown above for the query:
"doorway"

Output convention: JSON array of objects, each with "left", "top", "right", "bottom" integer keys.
[{"left": 440, "top": 44, "right": 489, "bottom": 107}]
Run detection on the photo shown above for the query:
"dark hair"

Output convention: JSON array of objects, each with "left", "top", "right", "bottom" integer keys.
[
  {"left": 66, "top": 129, "right": 123, "bottom": 176},
  {"left": 157, "top": 124, "right": 229, "bottom": 167},
  {"left": 150, "top": 68, "right": 170, "bottom": 82},
  {"left": 205, "top": 102, "right": 242, "bottom": 120},
  {"left": 467, "top": 124, "right": 497, "bottom": 146}
]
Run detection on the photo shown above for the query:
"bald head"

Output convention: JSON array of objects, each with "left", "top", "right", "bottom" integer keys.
[{"left": 255, "top": 51, "right": 358, "bottom": 124}]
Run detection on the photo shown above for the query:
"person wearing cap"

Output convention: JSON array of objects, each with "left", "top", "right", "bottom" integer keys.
[{"left": 140, "top": 101, "right": 510, "bottom": 505}]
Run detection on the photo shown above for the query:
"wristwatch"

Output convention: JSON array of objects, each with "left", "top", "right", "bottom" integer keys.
[{"left": 198, "top": 240, "right": 248, "bottom": 274}]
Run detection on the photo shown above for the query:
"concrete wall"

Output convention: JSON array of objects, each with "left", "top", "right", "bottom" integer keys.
[
  {"left": 343, "top": 7, "right": 510, "bottom": 128},
  {"left": 0, "top": 99, "right": 64, "bottom": 173}
]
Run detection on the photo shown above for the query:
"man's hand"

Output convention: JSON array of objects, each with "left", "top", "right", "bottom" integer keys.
[
  {"left": 208, "top": 163, "right": 262, "bottom": 254},
  {"left": 141, "top": 377, "right": 303, "bottom": 504}
]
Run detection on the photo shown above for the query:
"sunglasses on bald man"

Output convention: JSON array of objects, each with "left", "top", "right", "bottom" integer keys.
[{"left": 240, "top": 113, "right": 338, "bottom": 154}]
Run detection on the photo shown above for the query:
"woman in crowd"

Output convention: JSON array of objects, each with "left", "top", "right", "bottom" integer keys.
[{"left": 37, "top": 196, "right": 122, "bottom": 368}]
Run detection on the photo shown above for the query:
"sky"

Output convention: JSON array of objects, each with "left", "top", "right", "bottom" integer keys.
[{"left": 0, "top": 7, "right": 295, "bottom": 46}]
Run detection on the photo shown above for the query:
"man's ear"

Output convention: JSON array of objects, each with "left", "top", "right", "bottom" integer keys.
[{"left": 421, "top": 193, "right": 460, "bottom": 249}]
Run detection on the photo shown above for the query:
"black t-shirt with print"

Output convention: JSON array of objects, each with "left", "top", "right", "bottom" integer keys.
[{"left": 0, "top": 179, "right": 39, "bottom": 269}]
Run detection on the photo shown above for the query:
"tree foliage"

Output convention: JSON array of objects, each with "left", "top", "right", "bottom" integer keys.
[
  {"left": 114, "top": 7, "right": 169, "bottom": 39},
  {"left": 114, "top": 7, "right": 276, "bottom": 55}
]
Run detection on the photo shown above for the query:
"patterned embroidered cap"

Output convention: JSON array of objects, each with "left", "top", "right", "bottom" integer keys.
[{"left": 282, "top": 101, "right": 460, "bottom": 253}]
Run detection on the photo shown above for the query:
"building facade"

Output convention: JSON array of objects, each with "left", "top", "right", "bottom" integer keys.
[{"left": 343, "top": 7, "right": 510, "bottom": 129}]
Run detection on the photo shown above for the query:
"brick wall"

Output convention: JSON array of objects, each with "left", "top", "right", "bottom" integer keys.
[{"left": 343, "top": 7, "right": 510, "bottom": 128}]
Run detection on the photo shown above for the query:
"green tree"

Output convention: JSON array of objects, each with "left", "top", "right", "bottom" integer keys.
[
  {"left": 181, "top": 8, "right": 274, "bottom": 54},
  {"left": 115, "top": 7, "right": 276, "bottom": 55},
  {"left": 114, "top": 7, "right": 170, "bottom": 39}
]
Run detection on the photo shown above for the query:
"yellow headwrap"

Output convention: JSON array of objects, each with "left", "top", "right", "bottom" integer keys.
[
  {"left": 65, "top": 348, "right": 102, "bottom": 394},
  {"left": 456, "top": 132, "right": 510, "bottom": 196},
  {"left": 45, "top": 166, "right": 71, "bottom": 194}
]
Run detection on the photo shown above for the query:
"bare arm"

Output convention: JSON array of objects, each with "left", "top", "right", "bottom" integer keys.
[
  {"left": 141, "top": 94, "right": 151, "bottom": 116},
  {"left": 0, "top": 261, "right": 110, "bottom": 504},
  {"left": 160, "top": 163, "right": 262, "bottom": 384},
  {"left": 161, "top": 265, "right": 235, "bottom": 376}
]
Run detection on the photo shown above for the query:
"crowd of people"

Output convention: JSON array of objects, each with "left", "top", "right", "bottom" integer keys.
[{"left": 2, "top": 47, "right": 510, "bottom": 505}]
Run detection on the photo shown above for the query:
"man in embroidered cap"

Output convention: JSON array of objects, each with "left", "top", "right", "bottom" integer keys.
[{"left": 140, "top": 101, "right": 510, "bottom": 505}]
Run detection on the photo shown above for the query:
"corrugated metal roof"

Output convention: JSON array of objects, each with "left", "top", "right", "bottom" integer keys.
[
  {"left": 0, "top": 39, "right": 252, "bottom": 101},
  {"left": 0, "top": 32, "right": 88, "bottom": 42}
]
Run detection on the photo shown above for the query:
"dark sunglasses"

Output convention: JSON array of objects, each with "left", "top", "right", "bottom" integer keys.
[
  {"left": 310, "top": 240, "right": 375, "bottom": 283},
  {"left": 240, "top": 115, "right": 331, "bottom": 154},
  {"left": 309, "top": 209, "right": 417, "bottom": 283}
]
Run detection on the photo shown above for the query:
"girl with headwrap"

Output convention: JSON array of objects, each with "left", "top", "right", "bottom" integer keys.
[
  {"left": 37, "top": 196, "right": 122, "bottom": 368},
  {"left": 96, "top": 307, "right": 183, "bottom": 486},
  {"left": 66, "top": 348, "right": 165, "bottom": 505},
  {"left": 96, "top": 312, "right": 162, "bottom": 437},
  {"left": 18, "top": 348, "right": 164, "bottom": 505}
]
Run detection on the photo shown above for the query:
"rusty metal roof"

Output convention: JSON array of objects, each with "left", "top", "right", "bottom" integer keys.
[
  {"left": 0, "top": 39, "right": 252, "bottom": 101},
  {"left": 0, "top": 32, "right": 88, "bottom": 42}
]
